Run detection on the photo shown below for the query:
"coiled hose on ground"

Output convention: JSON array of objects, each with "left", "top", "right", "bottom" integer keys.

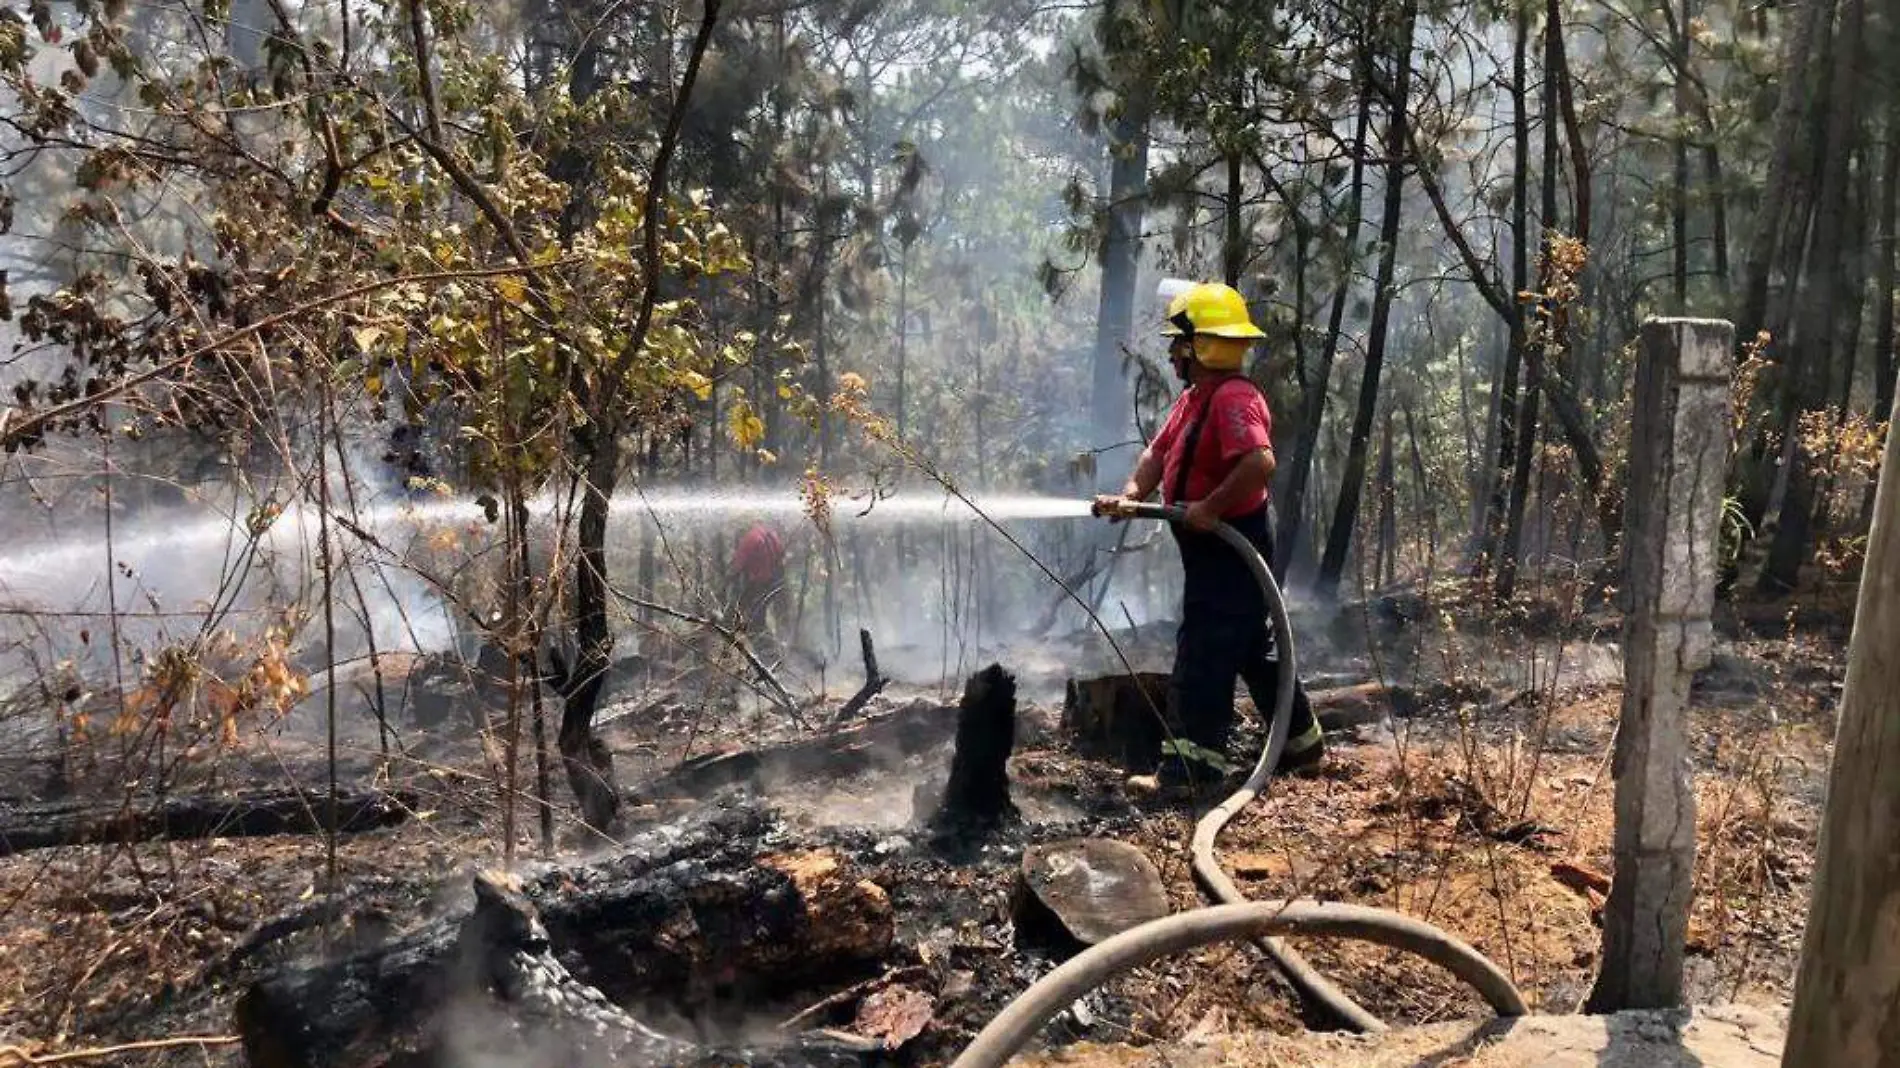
[{"left": 948, "top": 502, "right": 1527, "bottom": 1068}]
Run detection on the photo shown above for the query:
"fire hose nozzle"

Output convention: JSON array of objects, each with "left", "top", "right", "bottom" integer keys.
[{"left": 1090, "top": 497, "right": 1184, "bottom": 522}]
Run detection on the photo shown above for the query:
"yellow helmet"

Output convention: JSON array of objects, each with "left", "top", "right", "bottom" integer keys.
[
  {"left": 1162, "top": 282, "right": 1263, "bottom": 371},
  {"left": 1161, "top": 282, "right": 1266, "bottom": 340}
]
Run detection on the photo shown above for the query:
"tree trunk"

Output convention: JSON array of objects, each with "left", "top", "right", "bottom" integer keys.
[
  {"left": 1736, "top": 0, "right": 1829, "bottom": 345},
  {"left": 1704, "top": 141, "right": 1729, "bottom": 282},
  {"left": 1469, "top": 325, "right": 1505, "bottom": 553},
  {"left": 1817, "top": 151, "right": 1874, "bottom": 541},
  {"left": 1475, "top": 0, "right": 1532, "bottom": 574},
  {"left": 1494, "top": 0, "right": 1559, "bottom": 601},
  {"left": 1403, "top": 403, "right": 1438, "bottom": 574},
  {"left": 1277, "top": 80, "right": 1373, "bottom": 580},
  {"left": 1089, "top": 78, "right": 1153, "bottom": 462},
  {"left": 1315, "top": 0, "right": 1417, "bottom": 598},
  {"left": 1224, "top": 115, "right": 1245, "bottom": 287},
  {"left": 1762, "top": 0, "right": 1867, "bottom": 593},
  {"left": 895, "top": 240, "right": 911, "bottom": 440},
  {"left": 815, "top": 172, "right": 835, "bottom": 469},
  {"left": 1861, "top": 95, "right": 1900, "bottom": 530},
  {"left": 1779, "top": 388, "right": 1900, "bottom": 1068},
  {"left": 1540, "top": 0, "right": 1615, "bottom": 556},
  {"left": 1376, "top": 407, "right": 1397, "bottom": 588},
  {"left": 1671, "top": 0, "right": 1692, "bottom": 308},
  {"left": 561, "top": 439, "right": 624, "bottom": 835},
  {"left": 558, "top": 0, "right": 723, "bottom": 833}
]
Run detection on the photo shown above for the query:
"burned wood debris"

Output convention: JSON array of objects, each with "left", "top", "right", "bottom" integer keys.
[
  {"left": 237, "top": 803, "right": 894, "bottom": 1068},
  {"left": 832, "top": 629, "right": 891, "bottom": 726},
  {"left": 215, "top": 663, "right": 1153, "bottom": 1068},
  {"left": 0, "top": 785, "right": 417, "bottom": 857},
  {"left": 631, "top": 692, "right": 955, "bottom": 802}
]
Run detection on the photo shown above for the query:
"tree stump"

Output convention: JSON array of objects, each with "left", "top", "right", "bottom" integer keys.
[
  {"left": 928, "top": 664, "right": 1018, "bottom": 833},
  {"left": 1015, "top": 838, "right": 1170, "bottom": 948},
  {"left": 1062, "top": 672, "right": 1176, "bottom": 770}
]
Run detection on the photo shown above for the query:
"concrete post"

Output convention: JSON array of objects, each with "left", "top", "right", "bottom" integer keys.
[{"left": 1585, "top": 317, "right": 1732, "bottom": 1012}]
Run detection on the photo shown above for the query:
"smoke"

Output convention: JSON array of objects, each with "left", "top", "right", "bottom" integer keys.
[{"left": 0, "top": 464, "right": 469, "bottom": 702}]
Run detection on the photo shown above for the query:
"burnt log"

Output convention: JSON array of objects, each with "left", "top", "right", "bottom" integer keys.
[
  {"left": 927, "top": 665, "right": 1017, "bottom": 834},
  {"left": 0, "top": 785, "right": 416, "bottom": 856},
  {"left": 635, "top": 697, "right": 954, "bottom": 802},
  {"left": 237, "top": 804, "right": 893, "bottom": 1068},
  {"left": 1309, "top": 682, "right": 1412, "bottom": 731}
]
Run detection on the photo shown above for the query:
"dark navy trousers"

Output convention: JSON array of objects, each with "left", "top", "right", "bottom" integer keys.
[{"left": 1168, "top": 506, "right": 1318, "bottom": 762}]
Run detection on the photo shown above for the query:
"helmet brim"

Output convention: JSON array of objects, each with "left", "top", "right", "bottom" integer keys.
[{"left": 1201, "top": 324, "right": 1267, "bottom": 339}]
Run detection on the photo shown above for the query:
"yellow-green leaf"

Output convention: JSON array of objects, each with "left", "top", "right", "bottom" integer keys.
[
  {"left": 729, "top": 401, "right": 765, "bottom": 448},
  {"left": 680, "top": 370, "right": 712, "bottom": 401}
]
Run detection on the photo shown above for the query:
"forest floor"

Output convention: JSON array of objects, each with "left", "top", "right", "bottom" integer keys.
[{"left": 0, "top": 576, "right": 1852, "bottom": 1067}]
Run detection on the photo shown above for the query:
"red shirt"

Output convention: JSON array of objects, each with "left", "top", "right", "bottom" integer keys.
[
  {"left": 733, "top": 524, "right": 785, "bottom": 584},
  {"left": 1151, "top": 377, "right": 1273, "bottom": 517}
]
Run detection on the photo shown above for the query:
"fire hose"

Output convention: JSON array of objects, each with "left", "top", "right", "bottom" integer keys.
[{"left": 948, "top": 502, "right": 1526, "bottom": 1068}]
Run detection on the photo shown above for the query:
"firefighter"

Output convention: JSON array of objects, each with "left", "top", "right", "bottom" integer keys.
[
  {"left": 730, "top": 518, "right": 788, "bottom": 648},
  {"left": 1094, "top": 281, "right": 1324, "bottom": 794}
]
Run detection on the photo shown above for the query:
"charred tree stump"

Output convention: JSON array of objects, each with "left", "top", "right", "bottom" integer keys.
[
  {"left": 0, "top": 785, "right": 416, "bottom": 856},
  {"left": 927, "top": 665, "right": 1017, "bottom": 834},
  {"left": 1062, "top": 672, "right": 1175, "bottom": 771},
  {"left": 237, "top": 804, "right": 893, "bottom": 1068},
  {"left": 1014, "top": 838, "right": 1170, "bottom": 951}
]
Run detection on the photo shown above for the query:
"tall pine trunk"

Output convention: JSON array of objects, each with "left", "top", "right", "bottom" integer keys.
[
  {"left": 1762, "top": 0, "right": 1868, "bottom": 593},
  {"left": 1495, "top": 0, "right": 1565, "bottom": 602},
  {"left": 1475, "top": 0, "right": 1532, "bottom": 574},
  {"left": 1736, "top": 0, "right": 1834, "bottom": 544},
  {"left": 1863, "top": 81, "right": 1900, "bottom": 530},
  {"left": 1376, "top": 408, "right": 1398, "bottom": 588},
  {"left": 1089, "top": 81, "right": 1153, "bottom": 466},
  {"left": 1277, "top": 80, "right": 1373, "bottom": 580},
  {"left": 1316, "top": 0, "right": 1418, "bottom": 598},
  {"left": 1671, "top": 0, "right": 1692, "bottom": 308},
  {"left": 1224, "top": 91, "right": 1245, "bottom": 288},
  {"left": 1737, "top": 0, "right": 1829, "bottom": 346}
]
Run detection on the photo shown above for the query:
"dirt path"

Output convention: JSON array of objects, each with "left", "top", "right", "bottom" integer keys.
[{"left": 1021, "top": 1004, "right": 1787, "bottom": 1067}]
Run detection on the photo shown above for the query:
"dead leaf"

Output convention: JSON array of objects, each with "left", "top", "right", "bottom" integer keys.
[
  {"left": 1183, "top": 1005, "right": 1229, "bottom": 1044},
  {"left": 849, "top": 984, "right": 933, "bottom": 1050}
]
